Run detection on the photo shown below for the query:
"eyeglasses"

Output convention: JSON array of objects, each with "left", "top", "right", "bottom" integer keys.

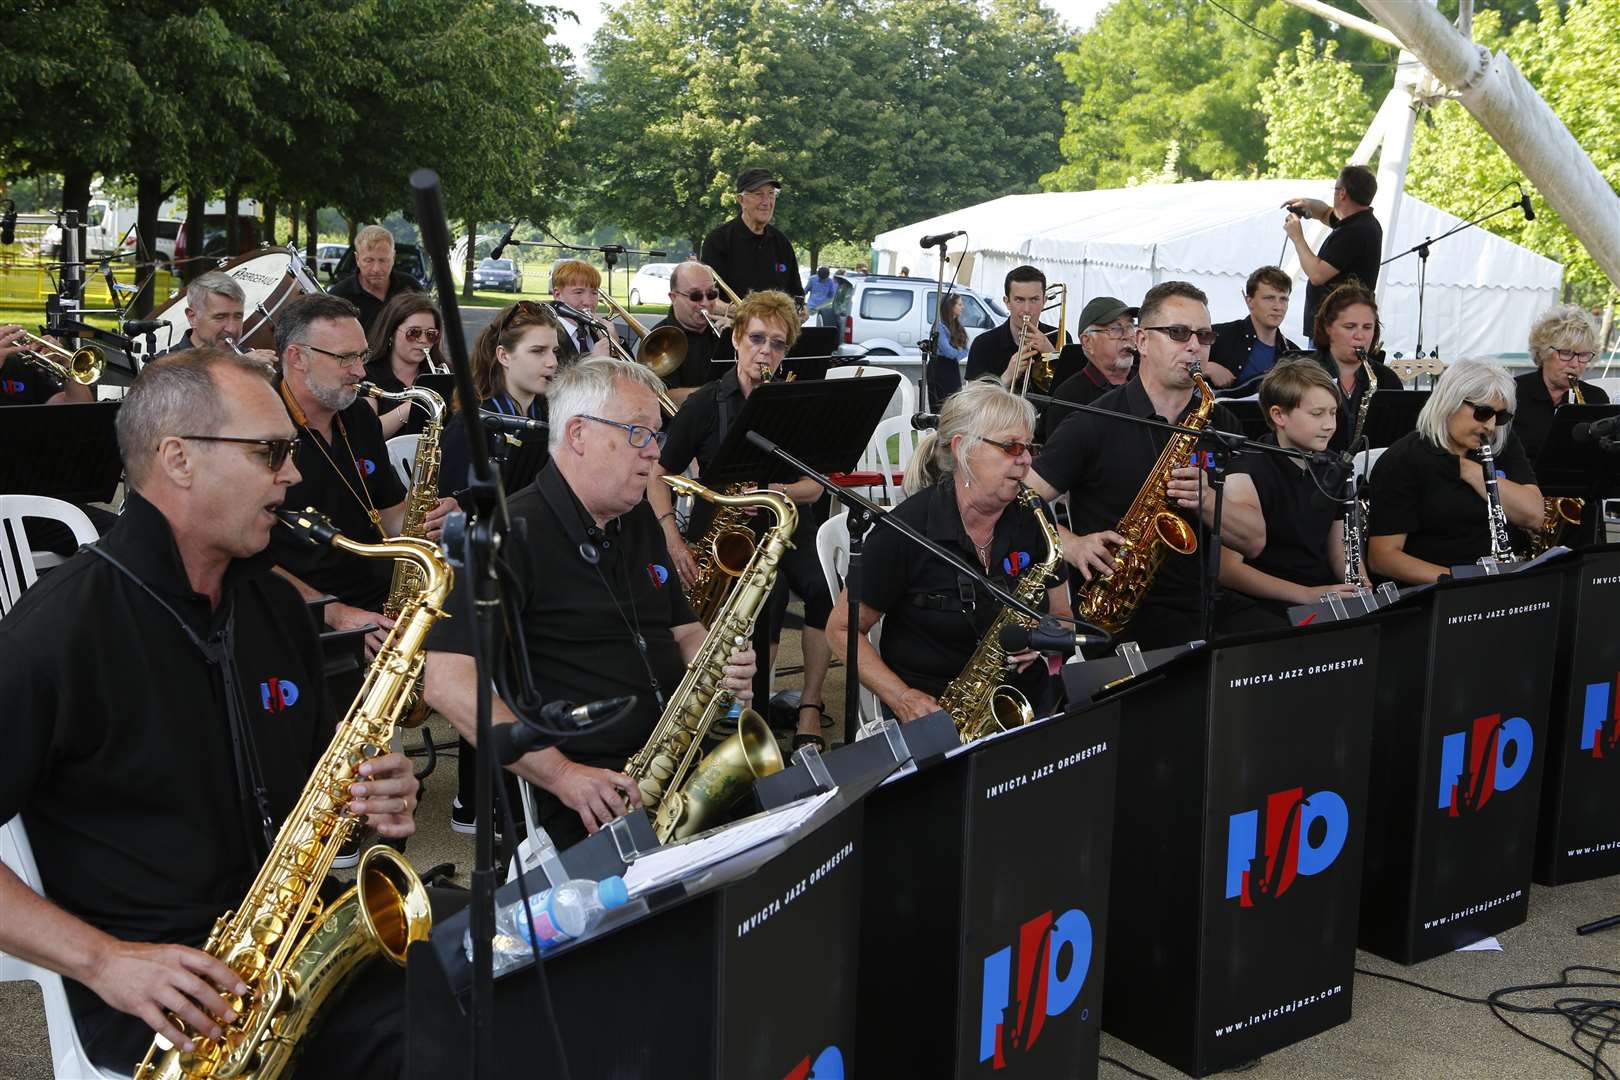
[
  {"left": 1463, "top": 400, "right": 1515, "bottom": 425},
  {"left": 178, "top": 434, "right": 301, "bottom": 470},
  {"left": 1085, "top": 324, "right": 1134, "bottom": 340},
  {"left": 1144, "top": 325, "right": 1217, "bottom": 347},
  {"left": 679, "top": 289, "right": 721, "bottom": 302},
  {"left": 497, "top": 299, "right": 549, "bottom": 337},
  {"left": 1551, "top": 348, "right": 1595, "bottom": 364},
  {"left": 298, "top": 342, "right": 368, "bottom": 367},
  {"left": 402, "top": 326, "right": 441, "bottom": 344},
  {"left": 579, "top": 414, "right": 667, "bottom": 449},
  {"left": 744, "top": 331, "right": 791, "bottom": 354},
  {"left": 981, "top": 436, "right": 1039, "bottom": 458}
]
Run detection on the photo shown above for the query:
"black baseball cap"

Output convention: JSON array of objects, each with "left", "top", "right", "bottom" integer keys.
[
  {"left": 1077, "top": 296, "right": 1138, "bottom": 330},
  {"left": 736, "top": 167, "right": 782, "bottom": 193}
]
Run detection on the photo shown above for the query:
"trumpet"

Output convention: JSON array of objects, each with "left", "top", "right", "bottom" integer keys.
[
  {"left": 597, "top": 292, "right": 688, "bottom": 378},
  {"left": 15, "top": 330, "right": 103, "bottom": 385},
  {"left": 1014, "top": 284, "right": 1067, "bottom": 396}
]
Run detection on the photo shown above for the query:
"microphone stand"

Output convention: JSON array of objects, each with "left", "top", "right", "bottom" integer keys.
[
  {"left": 919, "top": 237, "right": 958, "bottom": 413},
  {"left": 743, "top": 430, "right": 1110, "bottom": 733},
  {"left": 1380, "top": 192, "right": 1531, "bottom": 362}
]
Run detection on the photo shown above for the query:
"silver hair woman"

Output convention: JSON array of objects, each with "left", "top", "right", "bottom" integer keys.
[
  {"left": 1415, "top": 358, "right": 1518, "bottom": 454},
  {"left": 903, "top": 378, "right": 1039, "bottom": 493}
]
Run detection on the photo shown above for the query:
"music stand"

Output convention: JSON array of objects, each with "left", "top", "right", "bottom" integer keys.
[
  {"left": 791, "top": 325, "right": 839, "bottom": 359},
  {"left": 1533, "top": 404, "right": 1620, "bottom": 493},
  {"left": 779, "top": 354, "right": 837, "bottom": 382},
  {"left": 1360, "top": 389, "right": 1429, "bottom": 449},
  {"left": 414, "top": 373, "right": 458, "bottom": 402},
  {"left": 0, "top": 403, "right": 123, "bottom": 503},
  {"left": 703, "top": 376, "right": 899, "bottom": 488},
  {"left": 1220, "top": 398, "right": 1271, "bottom": 442}
]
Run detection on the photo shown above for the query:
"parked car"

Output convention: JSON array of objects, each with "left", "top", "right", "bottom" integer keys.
[
  {"left": 627, "top": 261, "right": 676, "bottom": 305},
  {"left": 173, "top": 215, "right": 263, "bottom": 263},
  {"left": 119, "top": 219, "right": 182, "bottom": 267},
  {"left": 830, "top": 273, "right": 1007, "bottom": 355},
  {"left": 472, "top": 257, "right": 524, "bottom": 293},
  {"left": 315, "top": 243, "right": 347, "bottom": 280},
  {"left": 331, "top": 242, "right": 433, "bottom": 290}
]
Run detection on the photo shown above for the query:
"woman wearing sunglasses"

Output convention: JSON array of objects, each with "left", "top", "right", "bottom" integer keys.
[
  {"left": 825, "top": 379, "right": 1071, "bottom": 724},
  {"left": 363, "top": 292, "right": 447, "bottom": 438},
  {"left": 1367, "top": 359, "right": 1546, "bottom": 584},
  {"left": 1307, "top": 282, "right": 1403, "bottom": 452}
]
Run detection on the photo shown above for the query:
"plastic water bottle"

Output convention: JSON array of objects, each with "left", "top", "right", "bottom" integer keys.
[{"left": 469, "top": 876, "right": 630, "bottom": 976}]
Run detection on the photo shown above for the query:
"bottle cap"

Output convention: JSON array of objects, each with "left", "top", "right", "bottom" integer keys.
[{"left": 597, "top": 875, "right": 630, "bottom": 908}]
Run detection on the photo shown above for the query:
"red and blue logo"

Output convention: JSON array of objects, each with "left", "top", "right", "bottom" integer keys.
[
  {"left": 1438, "top": 713, "right": 1533, "bottom": 816},
  {"left": 1580, "top": 674, "right": 1620, "bottom": 759},
  {"left": 781, "top": 1045, "right": 843, "bottom": 1080},
  {"left": 978, "top": 907, "right": 1092, "bottom": 1068},
  {"left": 2, "top": 378, "right": 27, "bottom": 395},
  {"left": 356, "top": 457, "right": 377, "bottom": 476},
  {"left": 1224, "top": 787, "right": 1348, "bottom": 907},
  {"left": 260, "top": 678, "right": 300, "bottom": 713},
  {"left": 647, "top": 563, "right": 669, "bottom": 587},
  {"left": 1002, "top": 550, "right": 1031, "bottom": 576}
]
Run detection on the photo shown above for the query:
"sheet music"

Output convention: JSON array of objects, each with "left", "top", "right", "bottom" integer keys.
[{"left": 622, "top": 790, "right": 837, "bottom": 895}]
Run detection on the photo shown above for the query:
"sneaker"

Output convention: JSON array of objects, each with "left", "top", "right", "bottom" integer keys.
[
  {"left": 330, "top": 827, "right": 364, "bottom": 870},
  {"left": 450, "top": 797, "right": 502, "bottom": 840}
]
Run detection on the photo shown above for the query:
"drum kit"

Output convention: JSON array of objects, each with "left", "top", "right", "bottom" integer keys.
[{"left": 131, "top": 244, "right": 324, "bottom": 359}]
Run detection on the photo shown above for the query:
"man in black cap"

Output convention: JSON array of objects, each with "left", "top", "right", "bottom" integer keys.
[
  {"left": 700, "top": 167, "right": 805, "bottom": 316},
  {"left": 1038, "top": 295, "right": 1137, "bottom": 440}
]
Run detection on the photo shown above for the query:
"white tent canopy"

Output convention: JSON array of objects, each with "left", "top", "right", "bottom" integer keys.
[{"left": 872, "top": 179, "right": 1562, "bottom": 361}]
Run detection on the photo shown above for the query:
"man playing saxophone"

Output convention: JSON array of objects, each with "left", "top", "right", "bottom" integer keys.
[
  {"left": 423, "top": 358, "right": 757, "bottom": 850},
  {"left": 1028, "top": 282, "right": 1267, "bottom": 649},
  {"left": 825, "top": 381, "right": 1069, "bottom": 722},
  {"left": 0, "top": 351, "right": 434, "bottom": 1079}
]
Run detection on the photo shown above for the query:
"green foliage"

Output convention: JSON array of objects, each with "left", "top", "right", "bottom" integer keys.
[{"left": 1257, "top": 35, "right": 1373, "bottom": 178}]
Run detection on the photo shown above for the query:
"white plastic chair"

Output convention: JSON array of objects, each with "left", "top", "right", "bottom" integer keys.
[
  {"left": 386, "top": 434, "right": 421, "bottom": 489},
  {"left": 824, "top": 363, "right": 917, "bottom": 421},
  {"left": 1353, "top": 445, "right": 1388, "bottom": 484},
  {"left": 1587, "top": 376, "right": 1620, "bottom": 401},
  {"left": 0, "top": 494, "right": 99, "bottom": 615},
  {"left": 870, "top": 414, "right": 922, "bottom": 482},
  {"left": 0, "top": 817, "right": 131, "bottom": 1080},
  {"left": 816, "top": 512, "right": 884, "bottom": 727}
]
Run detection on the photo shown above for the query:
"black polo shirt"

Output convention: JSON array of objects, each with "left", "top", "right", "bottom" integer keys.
[
  {"left": 0, "top": 352, "right": 61, "bottom": 404},
  {"left": 1039, "top": 357, "right": 1122, "bottom": 441},
  {"left": 861, "top": 480, "right": 1053, "bottom": 699},
  {"left": 361, "top": 357, "right": 431, "bottom": 437},
  {"left": 1302, "top": 208, "right": 1383, "bottom": 336},
  {"left": 1229, "top": 437, "right": 1342, "bottom": 591},
  {"left": 699, "top": 217, "right": 804, "bottom": 301},
  {"left": 652, "top": 313, "right": 724, "bottom": 388},
  {"left": 1033, "top": 378, "right": 1244, "bottom": 645},
  {"left": 154, "top": 328, "right": 199, "bottom": 359},
  {"left": 269, "top": 391, "right": 407, "bottom": 612},
  {"left": 1513, "top": 369, "right": 1610, "bottom": 461},
  {"left": 329, "top": 270, "right": 421, "bottom": 335},
  {"left": 964, "top": 319, "right": 1057, "bottom": 383},
  {"left": 659, "top": 367, "right": 752, "bottom": 535},
  {"left": 437, "top": 395, "right": 549, "bottom": 503},
  {"left": 1311, "top": 349, "right": 1404, "bottom": 452},
  {"left": 1367, "top": 430, "right": 1536, "bottom": 570},
  {"left": 0, "top": 492, "right": 330, "bottom": 1048}
]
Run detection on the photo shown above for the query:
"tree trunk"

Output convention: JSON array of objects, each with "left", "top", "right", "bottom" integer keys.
[
  {"left": 263, "top": 197, "right": 277, "bottom": 249},
  {"left": 224, "top": 185, "right": 240, "bottom": 257},
  {"left": 346, "top": 217, "right": 357, "bottom": 245},
  {"left": 462, "top": 218, "right": 477, "bottom": 299},
  {"left": 808, "top": 242, "right": 821, "bottom": 270},
  {"left": 183, "top": 188, "right": 206, "bottom": 283},
  {"left": 305, "top": 204, "right": 318, "bottom": 264},
  {"left": 132, "top": 171, "right": 164, "bottom": 318},
  {"left": 60, "top": 169, "right": 92, "bottom": 226}
]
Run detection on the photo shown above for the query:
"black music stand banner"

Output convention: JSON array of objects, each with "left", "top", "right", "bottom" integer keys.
[
  {"left": 1101, "top": 621, "right": 1380, "bottom": 1078},
  {"left": 1537, "top": 546, "right": 1620, "bottom": 884},
  {"left": 1360, "top": 569, "right": 1562, "bottom": 963}
]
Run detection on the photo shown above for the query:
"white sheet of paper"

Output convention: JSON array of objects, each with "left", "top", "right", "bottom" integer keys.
[
  {"left": 1457, "top": 936, "right": 1502, "bottom": 952},
  {"left": 622, "top": 790, "right": 837, "bottom": 895}
]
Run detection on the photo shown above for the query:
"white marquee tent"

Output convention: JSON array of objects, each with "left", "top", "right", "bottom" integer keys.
[{"left": 871, "top": 179, "right": 1562, "bottom": 361}]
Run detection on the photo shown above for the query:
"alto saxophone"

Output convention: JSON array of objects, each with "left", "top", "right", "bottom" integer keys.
[
  {"left": 627, "top": 477, "right": 793, "bottom": 843},
  {"left": 937, "top": 486, "right": 1065, "bottom": 743},
  {"left": 681, "top": 484, "right": 757, "bottom": 626},
  {"left": 1529, "top": 380, "right": 1585, "bottom": 556},
  {"left": 1078, "top": 361, "right": 1216, "bottom": 633},
  {"left": 360, "top": 381, "right": 445, "bottom": 727},
  {"left": 136, "top": 510, "right": 449, "bottom": 1080}
]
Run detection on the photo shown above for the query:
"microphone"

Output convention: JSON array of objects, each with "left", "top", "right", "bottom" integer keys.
[
  {"left": 910, "top": 412, "right": 940, "bottom": 430},
  {"left": 490, "top": 695, "right": 637, "bottom": 765},
  {"left": 919, "top": 229, "right": 966, "bottom": 249},
  {"left": 0, "top": 201, "right": 15, "bottom": 245},
  {"left": 1517, "top": 186, "right": 1535, "bottom": 222},
  {"left": 998, "top": 621, "right": 1098, "bottom": 654},
  {"left": 479, "top": 410, "right": 547, "bottom": 434},
  {"left": 124, "top": 319, "right": 166, "bottom": 335},
  {"left": 488, "top": 222, "right": 518, "bottom": 260},
  {"left": 1286, "top": 204, "right": 1310, "bottom": 218}
]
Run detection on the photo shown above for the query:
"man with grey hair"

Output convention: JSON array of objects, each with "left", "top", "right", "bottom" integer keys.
[
  {"left": 0, "top": 348, "right": 427, "bottom": 1076},
  {"left": 329, "top": 224, "right": 421, "bottom": 334},
  {"left": 424, "top": 357, "right": 758, "bottom": 850},
  {"left": 158, "top": 271, "right": 276, "bottom": 366}
]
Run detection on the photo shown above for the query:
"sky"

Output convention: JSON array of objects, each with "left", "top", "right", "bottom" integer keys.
[{"left": 552, "top": 0, "right": 1113, "bottom": 67}]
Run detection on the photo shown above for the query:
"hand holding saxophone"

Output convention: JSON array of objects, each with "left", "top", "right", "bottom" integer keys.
[
  {"left": 719, "top": 643, "right": 758, "bottom": 706},
  {"left": 89, "top": 939, "right": 249, "bottom": 1053},
  {"left": 422, "top": 496, "right": 457, "bottom": 540},
  {"left": 1165, "top": 465, "right": 1208, "bottom": 511},
  {"left": 1063, "top": 528, "right": 1124, "bottom": 583},
  {"left": 895, "top": 687, "right": 943, "bottom": 722},
  {"left": 546, "top": 758, "right": 644, "bottom": 834},
  {"left": 345, "top": 751, "right": 420, "bottom": 839}
]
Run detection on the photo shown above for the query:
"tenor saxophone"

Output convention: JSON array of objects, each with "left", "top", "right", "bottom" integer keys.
[
  {"left": 1078, "top": 362, "right": 1216, "bottom": 634},
  {"left": 937, "top": 487, "right": 1064, "bottom": 743},
  {"left": 680, "top": 484, "right": 757, "bottom": 626},
  {"left": 136, "top": 510, "right": 449, "bottom": 1080},
  {"left": 626, "top": 477, "right": 793, "bottom": 843},
  {"left": 1530, "top": 381, "right": 1585, "bottom": 556}
]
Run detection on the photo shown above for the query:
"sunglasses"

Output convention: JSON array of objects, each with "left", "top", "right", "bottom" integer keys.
[
  {"left": 1144, "top": 325, "right": 1217, "bottom": 346},
  {"left": 744, "top": 331, "right": 791, "bottom": 354},
  {"left": 679, "top": 289, "right": 721, "bottom": 302},
  {"left": 179, "top": 434, "right": 301, "bottom": 470},
  {"left": 497, "top": 300, "right": 549, "bottom": 336},
  {"left": 402, "top": 326, "right": 441, "bottom": 344},
  {"left": 1463, "top": 400, "right": 1515, "bottom": 425},
  {"left": 981, "top": 436, "right": 1039, "bottom": 458}
]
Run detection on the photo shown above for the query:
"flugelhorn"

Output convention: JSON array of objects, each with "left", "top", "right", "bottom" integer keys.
[{"left": 16, "top": 330, "right": 102, "bottom": 385}]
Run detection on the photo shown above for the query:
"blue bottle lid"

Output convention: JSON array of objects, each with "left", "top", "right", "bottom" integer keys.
[{"left": 597, "top": 875, "right": 630, "bottom": 908}]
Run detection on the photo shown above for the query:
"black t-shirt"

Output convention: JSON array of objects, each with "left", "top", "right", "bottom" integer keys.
[
  {"left": 0, "top": 352, "right": 62, "bottom": 405},
  {"left": 1229, "top": 437, "right": 1343, "bottom": 590},
  {"left": 438, "top": 395, "right": 550, "bottom": 504},
  {"left": 964, "top": 319, "right": 1057, "bottom": 383},
  {"left": 1311, "top": 349, "right": 1405, "bottom": 452},
  {"left": 1513, "top": 370, "right": 1611, "bottom": 461},
  {"left": 1033, "top": 378, "right": 1243, "bottom": 643},
  {"left": 1367, "top": 430, "right": 1536, "bottom": 570},
  {"left": 328, "top": 271, "right": 422, "bottom": 336},
  {"left": 269, "top": 390, "right": 408, "bottom": 612},
  {"left": 0, "top": 493, "right": 331, "bottom": 1045},
  {"left": 1303, "top": 208, "right": 1383, "bottom": 337},
  {"left": 861, "top": 481, "right": 1054, "bottom": 699},
  {"left": 659, "top": 367, "right": 755, "bottom": 538},
  {"left": 361, "top": 357, "right": 431, "bottom": 438},
  {"left": 1039, "top": 358, "right": 1121, "bottom": 441},
  {"left": 699, "top": 217, "right": 804, "bottom": 301},
  {"left": 652, "top": 313, "right": 723, "bottom": 389}
]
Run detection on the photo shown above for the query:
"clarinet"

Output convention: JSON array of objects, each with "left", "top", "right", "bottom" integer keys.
[
  {"left": 1343, "top": 474, "right": 1366, "bottom": 586},
  {"left": 1474, "top": 440, "right": 1520, "bottom": 567}
]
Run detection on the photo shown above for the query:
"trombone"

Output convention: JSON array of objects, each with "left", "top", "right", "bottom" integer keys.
[
  {"left": 597, "top": 293, "right": 687, "bottom": 378},
  {"left": 552, "top": 299, "right": 681, "bottom": 416},
  {"left": 1014, "top": 283, "right": 1068, "bottom": 397},
  {"left": 15, "top": 330, "right": 103, "bottom": 385}
]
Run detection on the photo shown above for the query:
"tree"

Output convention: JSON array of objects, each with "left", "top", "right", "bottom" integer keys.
[{"left": 1257, "top": 35, "right": 1374, "bottom": 178}]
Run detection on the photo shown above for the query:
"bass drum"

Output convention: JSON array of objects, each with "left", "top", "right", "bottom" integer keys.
[{"left": 136, "top": 245, "right": 324, "bottom": 359}]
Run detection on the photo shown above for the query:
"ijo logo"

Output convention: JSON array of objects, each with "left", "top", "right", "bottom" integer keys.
[
  {"left": 2, "top": 378, "right": 27, "bottom": 394},
  {"left": 1580, "top": 674, "right": 1620, "bottom": 760},
  {"left": 260, "top": 678, "right": 300, "bottom": 713},
  {"left": 356, "top": 457, "right": 376, "bottom": 476},
  {"left": 781, "top": 1045, "right": 843, "bottom": 1080},
  {"left": 978, "top": 908, "right": 1092, "bottom": 1068},
  {"left": 646, "top": 563, "right": 669, "bottom": 587},
  {"left": 1438, "top": 713, "right": 1533, "bottom": 816},
  {"left": 1224, "top": 788, "right": 1348, "bottom": 907},
  {"left": 1002, "top": 551, "right": 1031, "bottom": 576}
]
